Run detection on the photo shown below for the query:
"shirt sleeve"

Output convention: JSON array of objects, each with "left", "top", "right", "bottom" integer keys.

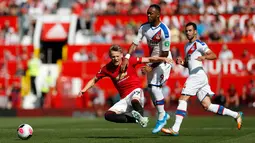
[
  {"left": 197, "top": 41, "right": 211, "bottom": 54},
  {"left": 133, "top": 26, "right": 143, "bottom": 45},
  {"left": 161, "top": 28, "right": 171, "bottom": 52},
  {"left": 95, "top": 67, "right": 106, "bottom": 79},
  {"left": 129, "top": 57, "right": 142, "bottom": 66}
]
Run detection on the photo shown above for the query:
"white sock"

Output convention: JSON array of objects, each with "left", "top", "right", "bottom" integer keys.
[
  {"left": 172, "top": 100, "right": 187, "bottom": 132},
  {"left": 208, "top": 104, "right": 238, "bottom": 118},
  {"left": 149, "top": 86, "right": 165, "bottom": 120},
  {"left": 223, "top": 108, "right": 238, "bottom": 118},
  {"left": 207, "top": 104, "right": 219, "bottom": 113}
]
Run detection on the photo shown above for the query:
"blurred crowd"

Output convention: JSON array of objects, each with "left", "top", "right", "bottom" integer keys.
[
  {"left": 213, "top": 79, "right": 255, "bottom": 109},
  {"left": 1, "top": 0, "right": 255, "bottom": 45},
  {"left": 0, "top": 0, "right": 255, "bottom": 110},
  {"left": 0, "top": 0, "right": 60, "bottom": 45}
]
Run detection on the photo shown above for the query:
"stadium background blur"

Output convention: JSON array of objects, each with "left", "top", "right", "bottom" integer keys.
[{"left": 0, "top": 0, "right": 254, "bottom": 117}]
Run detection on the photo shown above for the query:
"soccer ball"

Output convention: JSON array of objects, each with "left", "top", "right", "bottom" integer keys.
[{"left": 17, "top": 124, "right": 33, "bottom": 140}]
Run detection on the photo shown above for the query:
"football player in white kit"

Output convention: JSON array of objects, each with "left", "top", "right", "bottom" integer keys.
[
  {"left": 121, "top": 4, "right": 172, "bottom": 134},
  {"left": 161, "top": 22, "right": 243, "bottom": 136}
]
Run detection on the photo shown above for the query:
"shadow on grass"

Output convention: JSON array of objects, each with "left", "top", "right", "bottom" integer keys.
[
  {"left": 86, "top": 136, "right": 159, "bottom": 139},
  {"left": 59, "top": 136, "right": 159, "bottom": 139}
]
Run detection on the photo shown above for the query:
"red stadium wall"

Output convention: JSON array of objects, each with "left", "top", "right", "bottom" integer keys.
[
  {"left": 0, "top": 45, "right": 34, "bottom": 85},
  {"left": 0, "top": 16, "right": 18, "bottom": 32},
  {"left": 66, "top": 43, "right": 255, "bottom": 61}
]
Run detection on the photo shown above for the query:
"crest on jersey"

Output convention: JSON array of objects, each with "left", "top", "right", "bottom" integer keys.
[
  {"left": 187, "top": 43, "right": 197, "bottom": 55},
  {"left": 116, "top": 72, "right": 127, "bottom": 81},
  {"left": 151, "top": 30, "right": 161, "bottom": 43}
]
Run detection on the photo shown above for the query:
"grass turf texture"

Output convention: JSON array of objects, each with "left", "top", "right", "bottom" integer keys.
[{"left": 0, "top": 116, "right": 254, "bottom": 143}]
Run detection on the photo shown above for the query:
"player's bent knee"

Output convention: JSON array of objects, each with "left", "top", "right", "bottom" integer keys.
[
  {"left": 202, "top": 102, "right": 210, "bottom": 111},
  {"left": 104, "top": 111, "right": 116, "bottom": 122},
  {"left": 131, "top": 99, "right": 140, "bottom": 104},
  {"left": 179, "top": 95, "right": 190, "bottom": 101},
  {"left": 149, "top": 85, "right": 161, "bottom": 95}
]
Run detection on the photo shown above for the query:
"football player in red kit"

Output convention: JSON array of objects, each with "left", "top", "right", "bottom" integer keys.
[{"left": 79, "top": 45, "right": 172, "bottom": 127}]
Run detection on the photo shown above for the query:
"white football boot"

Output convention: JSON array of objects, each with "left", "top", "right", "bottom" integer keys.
[{"left": 131, "top": 110, "right": 149, "bottom": 128}]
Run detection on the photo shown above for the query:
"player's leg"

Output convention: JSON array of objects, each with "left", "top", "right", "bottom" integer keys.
[
  {"left": 162, "top": 72, "right": 200, "bottom": 135},
  {"left": 147, "top": 64, "right": 171, "bottom": 133},
  {"left": 105, "top": 98, "right": 136, "bottom": 123},
  {"left": 172, "top": 95, "right": 190, "bottom": 132},
  {"left": 130, "top": 90, "right": 144, "bottom": 116},
  {"left": 198, "top": 86, "right": 243, "bottom": 130},
  {"left": 161, "top": 95, "right": 189, "bottom": 136},
  {"left": 129, "top": 88, "right": 149, "bottom": 127},
  {"left": 148, "top": 85, "right": 166, "bottom": 119},
  {"left": 200, "top": 95, "right": 243, "bottom": 130},
  {"left": 104, "top": 111, "right": 136, "bottom": 123}
]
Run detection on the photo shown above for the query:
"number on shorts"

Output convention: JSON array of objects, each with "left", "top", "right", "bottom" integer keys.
[{"left": 160, "top": 74, "right": 164, "bottom": 83}]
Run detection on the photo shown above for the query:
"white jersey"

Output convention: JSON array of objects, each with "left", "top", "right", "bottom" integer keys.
[
  {"left": 184, "top": 39, "right": 210, "bottom": 73},
  {"left": 133, "top": 22, "right": 172, "bottom": 59},
  {"left": 182, "top": 39, "right": 215, "bottom": 99}
]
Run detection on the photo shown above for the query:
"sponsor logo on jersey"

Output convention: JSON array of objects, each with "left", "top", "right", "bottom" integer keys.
[
  {"left": 116, "top": 72, "right": 127, "bottom": 81},
  {"left": 164, "top": 41, "right": 170, "bottom": 47},
  {"left": 149, "top": 40, "right": 160, "bottom": 46}
]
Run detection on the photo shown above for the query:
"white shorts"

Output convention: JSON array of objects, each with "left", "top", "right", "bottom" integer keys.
[
  {"left": 147, "top": 63, "right": 172, "bottom": 86},
  {"left": 181, "top": 68, "right": 214, "bottom": 101},
  {"left": 108, "top": 88, "right": 144, "bottom": 114}
]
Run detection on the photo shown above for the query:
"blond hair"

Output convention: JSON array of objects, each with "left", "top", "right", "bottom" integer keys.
[{"left": 109, "top": 45, "right": 123, "bottom": 56}]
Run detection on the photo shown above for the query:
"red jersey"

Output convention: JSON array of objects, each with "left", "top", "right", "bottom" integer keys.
[{"left": 96, "top": 57, "right": 142, "bottom": 98}]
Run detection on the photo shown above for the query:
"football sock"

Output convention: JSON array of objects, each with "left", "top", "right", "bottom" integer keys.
[
  {"left": 149, "top": 86, "right": 165, "bottom": 120},
  {"left": 208, "top": 104, "right": 238, "bottom": 118},
  {"left": 172, "top": 100, "right": 187, "bottom": 132},
  {"left": 104, "top": 111, "right": 136, "bottom": 123},
  {"left": 131, "top": 99, "right": 144, "bottom": 116},
  {"left": 223, "top": 108, "right": 238, "bottom": 118},
  {"left": 207, "top": 104, "right": 219, "bottom": 113}
]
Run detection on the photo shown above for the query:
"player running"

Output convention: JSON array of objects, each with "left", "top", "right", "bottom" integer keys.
[
  {"left": 161, "top": 22, "right": 243, "bottom": 136},
  {"left": 79, "top": 45, "right": 173, "bottom": 127},
  {"left": 121, "top": 4, "right": 173, "bottom": 133}
]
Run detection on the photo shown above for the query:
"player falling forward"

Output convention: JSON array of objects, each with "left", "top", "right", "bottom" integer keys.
[
  {"left": 121, "top": 4, "right": 172, "bottom": 133},
  {"left": 79, "top": 45, "right": 173, "bottom": 127},
  {"left": 161, "top": 22, "right": 243, "bottom": 136}
]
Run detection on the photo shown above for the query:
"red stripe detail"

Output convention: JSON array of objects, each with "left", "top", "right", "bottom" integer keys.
[
  {"left": 176, "top": 114, "right": 185, "bottom": 117},
  {"left": 217, "top": 105, "right": 220, "bottom": 113},
  {"left": 156, "top": 99, "right": 165, "bottom": 102},
  {"left": 187, "top": 43, "right": 197, "bottom": 55}
]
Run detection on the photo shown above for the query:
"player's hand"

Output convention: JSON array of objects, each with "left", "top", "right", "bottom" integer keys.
[
  {"left": 120, "top": 58, "right": 129, "bottom": 73},
  {"left": 141, "top": 65, "right": 152, "bottom": 75},
  {"left": 164, "top": 58, "right": 173, "bottom": 64},
  {"left": 78, "top": 91, "right": 85, "bottom": 97},
  {"left": 196, "top": 56, "right": 206, "bottom": 61},
  {"left": 176, "top": 57, "right": 184, "bottom": 65}
]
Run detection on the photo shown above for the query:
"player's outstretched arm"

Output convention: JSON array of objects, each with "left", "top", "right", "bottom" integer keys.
[
  {"left": 140, "top": 57, "right": 172, "bottom": 75},
  {"left": 120, "top": 43, "right": 138, "bottom": 72},
  {"left": 196, "top": 50, "right": 217, "bottom": 61},
  {"left": 128, "top": 43, "right": 138, "bottom": 55},
  {"left": 78, "top": 77, "right": 99, "bottom": 96},
  {"left": 141, "top": 57, "right": 173, "bottom": 64}
]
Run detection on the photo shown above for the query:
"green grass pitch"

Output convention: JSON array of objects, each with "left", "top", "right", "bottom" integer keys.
[{"left": 0, "top": 116, "right": 254, "bottom": 143}]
